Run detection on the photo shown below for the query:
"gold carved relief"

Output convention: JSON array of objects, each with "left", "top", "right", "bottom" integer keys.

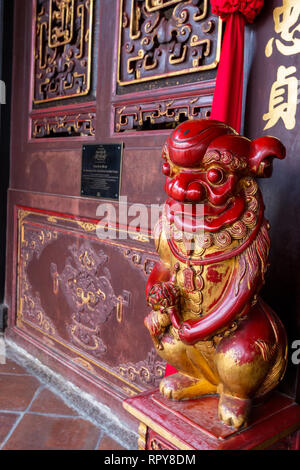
[
  {"left": 263, "top": 0, "right": 300, "bottom": 131},
  {"left": 33, "top": 0, "right": 94, "bottom": 104},
  {"left": 145, "top": 0, "right": 182, "bottom": 12},
  {"left": 16, "top": 208, "right": 160, "bottom": 395},
  {"left": 48, "top": 0, "right": 75, "bottom": 47},
  {"left": 118, "top": 0, "right": 222, "bottom": 85}
]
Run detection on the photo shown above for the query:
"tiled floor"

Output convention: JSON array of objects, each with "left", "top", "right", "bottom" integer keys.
[{"left": 0, "top": 358, "right": 126, "bottom": 450}]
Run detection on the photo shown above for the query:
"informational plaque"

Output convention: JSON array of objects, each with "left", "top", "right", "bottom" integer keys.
[{"left": 81, "top": 144, "right": 123, "bottom": 200}]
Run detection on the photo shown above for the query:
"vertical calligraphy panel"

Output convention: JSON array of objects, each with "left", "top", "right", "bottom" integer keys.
[{"left": 245, "top": 0, "right": 300, "bottom": 400}]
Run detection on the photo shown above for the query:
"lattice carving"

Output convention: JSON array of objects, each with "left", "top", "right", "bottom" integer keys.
[
  {"left": 115, "top": 97, "right": 211, "bottom": 132},
  {"left": 31, "top": 111, "right": 96, "bottom": 137},
  {"left": 33, "top": 0, "right": 94, "bottom": 104},
  {"left": 118, "top": 0, "right": 221, "bottom": 86}
]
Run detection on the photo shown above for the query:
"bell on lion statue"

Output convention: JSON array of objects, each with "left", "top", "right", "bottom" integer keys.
[{"left": 144, "top": 118, "right": 287, "bottom": 430}]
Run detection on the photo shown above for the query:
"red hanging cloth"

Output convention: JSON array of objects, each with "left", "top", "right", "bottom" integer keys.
[
  {"left": 164, "top": 0, "right": 264, "bottom": 378},
  {"left": 210, "top": 12, "right": 246, "bottom": 133},
  {"left": 210, "top": 0, "right": 264, "bottom": 133}
]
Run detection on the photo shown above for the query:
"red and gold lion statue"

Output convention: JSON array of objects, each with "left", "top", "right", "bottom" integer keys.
[{"left": 144, "top": 119, "right": 288, "bottom": 429}]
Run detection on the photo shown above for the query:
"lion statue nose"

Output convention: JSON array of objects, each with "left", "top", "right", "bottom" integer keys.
[{"left": 186, "top": 182, "right": 206, "bottom": 202}]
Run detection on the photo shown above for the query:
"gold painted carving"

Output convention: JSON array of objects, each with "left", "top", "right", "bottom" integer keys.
[
  {"left": 263, "top": 0, "right": 300, "bottom": 131},
  {"left": 117, "top": 348, "right": 166, "bottom": 388},
  {"left": 149, "top": 437, "right": 172, "bottom": 450},
  {"left": 50, "top": 242, "right": 131, "bottom": 357},
  {"left": 76, "top": 221, "right": 97, "bottom": 232},
  {"left": 18, "top": 210, "right": 30, "bottom": 223},
  {"left": 33, "top": 0, "right": 94, "bottom": 104},
  {"left": 116, "top": 295, "right": 125, "bottom": 323},
  {"left": 16, "top": 208, "right": 160, "bottom": 393},
  {"left": 118, "top": 0, "right": 222, "bottom": 86},
  {"left": 32, "top": 112, "right": 96, "bottom": 138},
  {"left": 130, "top": 0, "right": 142, "bottom": 39},
  {"left": 47, "top": 216, "right": 58, "bottom": 223},
  {"left": 138, "top": 422, "right": 147, "bottom": 450},
  {"left": 48, "top": 0, "right": 75, "bottom": 47},
  {"left": 122, "top": 386, "right": 138, "bottom": 396},
  {"left": 52, "top": 271, "right": 59, "bottom": 295},
  {"left": 131, "top": 233, "right": 150, "bottom": 243}
]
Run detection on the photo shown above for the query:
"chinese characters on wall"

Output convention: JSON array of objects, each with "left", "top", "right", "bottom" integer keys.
[{"left": 263, "top": 0, "right": 300, "bottom": 131}]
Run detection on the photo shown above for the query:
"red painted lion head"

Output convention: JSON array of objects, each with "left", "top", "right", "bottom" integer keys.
[{"left": 162, "top": 119, "right": 285, "bottom": 233}]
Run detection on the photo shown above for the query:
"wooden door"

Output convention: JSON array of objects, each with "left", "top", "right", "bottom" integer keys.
[{"left": 5, "top": 0, "right": 222, "bottom": 426}]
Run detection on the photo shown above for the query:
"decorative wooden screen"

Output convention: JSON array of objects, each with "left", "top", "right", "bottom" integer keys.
[
  {"left": 113, "top": 0, "right": 222, "bottom": 133},
  {"left": 31, "top": 0, "right": 97, "bottom": 139},
  {"left": 117, "top": 0, "right": 221, "bottom": 86},
  {"left": 33, "top": 0, "right": 94, "bottom": 104}
]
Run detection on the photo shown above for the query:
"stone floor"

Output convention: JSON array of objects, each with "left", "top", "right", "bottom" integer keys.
[{"left": 0, "top": 357, "right": 127, "bottom": 450}]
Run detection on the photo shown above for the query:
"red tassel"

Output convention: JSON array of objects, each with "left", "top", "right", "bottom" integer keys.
[{"left": 210, "top": 0, "right": 264, "bottom": 23}]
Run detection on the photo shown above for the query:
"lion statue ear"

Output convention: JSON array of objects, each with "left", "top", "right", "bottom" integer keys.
[{"left": 248, "top": 136, "right": 286, "bottom": 178}]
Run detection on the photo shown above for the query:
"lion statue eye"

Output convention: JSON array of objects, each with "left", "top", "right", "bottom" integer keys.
[{"left": 207, "top": 168, "right": 224, "bottom": 185}]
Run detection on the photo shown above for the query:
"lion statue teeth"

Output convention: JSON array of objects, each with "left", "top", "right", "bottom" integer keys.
[{"left": 144, "top": 119, "right": 287, "bottom": 429}]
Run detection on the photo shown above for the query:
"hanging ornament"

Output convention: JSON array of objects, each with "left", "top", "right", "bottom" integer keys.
[
  {"left": 210, "top": 0, "right": 265, "bottom": 133},
  {"left": 211, "top": 1, "right": 264, "bottom": 22}
]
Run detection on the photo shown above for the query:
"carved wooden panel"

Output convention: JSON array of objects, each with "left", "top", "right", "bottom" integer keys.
[
  {"left": 16, "top": 207, "right": 165, "bottom": 397},
  {"left": 117, "top": 0, "right": 222, "bottom": 86},
  {"left": 114, "top": 95, "right": 211, "bottom": 132},
  {"left": 33, "top": 0, "right": 94, "bottom": 104},
  {"left": 31, "top": 109, "right": 96, "bottom": 137},
  {"left": 112, "top": 0, "right": 219, "bottom": 134}
]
